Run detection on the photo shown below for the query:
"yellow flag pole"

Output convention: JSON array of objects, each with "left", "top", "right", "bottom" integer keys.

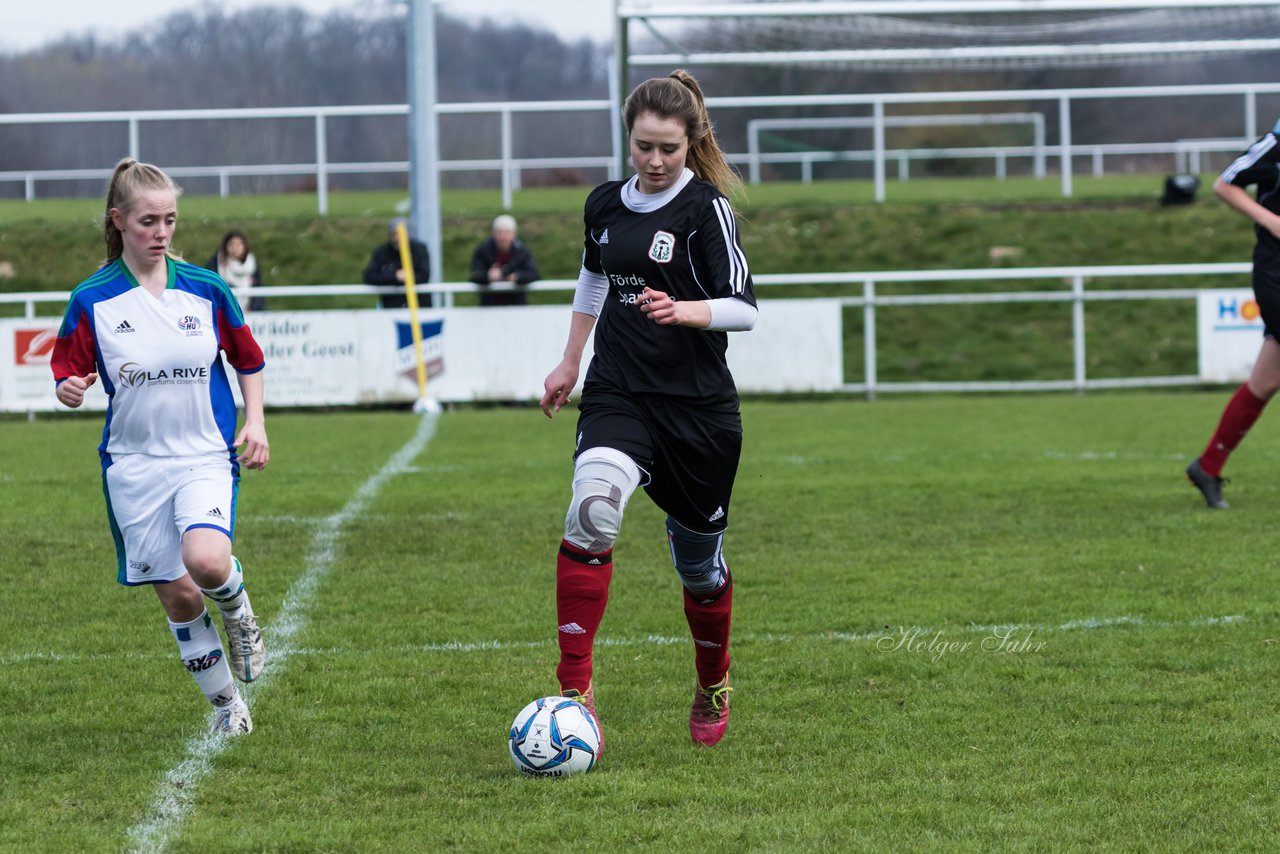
[
  {"left": 391, "top": 224, "right": 442, "bottom": 414},
  {"left": 394, "top": 221, "right": 430, "bottom": 403}
]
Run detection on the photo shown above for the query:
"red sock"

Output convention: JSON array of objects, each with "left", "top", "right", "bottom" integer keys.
[
  {"left": 555, "top": 540, "right": 613, "bottom": 693},
  {"left": 683, "top": 574, "right": 732, "bottom": 687},
  {"left": 1201, "top": 383, "right": 1268, "bottom": 476}
]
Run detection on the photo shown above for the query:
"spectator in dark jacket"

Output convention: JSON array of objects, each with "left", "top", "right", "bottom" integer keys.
[
  {"left": 363, "top": 217, "right": 431, "bottom": 309},
  {"left": 469, "top": 214, "right": 541, "bottom": 306}
]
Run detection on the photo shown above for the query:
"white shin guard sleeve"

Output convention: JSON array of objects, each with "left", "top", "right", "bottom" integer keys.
[
  {"left": 564, "top": 447, "right": 643, "bottom": 553},
  {"left": 169, "top": 611, "right": 236, "bottom": 706}
]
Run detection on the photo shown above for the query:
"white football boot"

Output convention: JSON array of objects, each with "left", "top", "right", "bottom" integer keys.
[
  {"left": 222, "top": 593, "right": 265, "bottom": 683},
  {"left": 211, "top": 698, "right": 253, "bottom": 735}
]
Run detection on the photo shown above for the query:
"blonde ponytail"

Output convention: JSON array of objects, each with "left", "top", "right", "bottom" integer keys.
[{"left": 103, "top": 158, "right": 182, "bottom": 264}]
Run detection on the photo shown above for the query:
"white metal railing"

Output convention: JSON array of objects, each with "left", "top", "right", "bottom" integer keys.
[
  {"left": 2, "top": 81, "right": 1278, "bottom": 209},
  {"left": 2, "top": 262, "right": 1252, "bottom": 397},
  {"left": 0, "top": 138, "right": 1245, "bottom": 202},
  {"left": 757, "top": 263, "right": 1251, "bottom": 396},
  {"left": 0, "top": 100, "right": 613, "bottom": 213},
  {"left": 747, "top": 112, "right": 1049, "bottom": 183}
]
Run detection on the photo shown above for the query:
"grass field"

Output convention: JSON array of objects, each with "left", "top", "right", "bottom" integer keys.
[{"left": 3, "top": 393, "right": 1278, "bottom": 851}]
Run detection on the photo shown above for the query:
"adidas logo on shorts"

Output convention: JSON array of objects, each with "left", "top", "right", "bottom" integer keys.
[{"left": 708, "top": 506, "right": 725, "bottom": 523}]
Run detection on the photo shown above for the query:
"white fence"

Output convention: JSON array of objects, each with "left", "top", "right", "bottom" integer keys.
[
  {"left": 1, "top": 262, "right": 1255, "bottom": 403},
  {"left": 3, "top": 81, "right": 1280, "bottom": 209}
]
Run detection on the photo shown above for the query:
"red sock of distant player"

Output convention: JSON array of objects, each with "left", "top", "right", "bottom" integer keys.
[
  {"left": 683, "top": 573, "right": 732, "bottom": 687},
  {"left": 555, "top": 540, "right": 613, "bottom": 693},
  {"left": 1200, "top": 383, "right": 1268, "bottom": 476}
]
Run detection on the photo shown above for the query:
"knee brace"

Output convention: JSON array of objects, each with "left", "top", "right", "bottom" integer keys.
[
  {"left": 666, "top": 516, "right": 729, "bottom": 598},
  {"left": 563, "top": 447, "right": 642, "bottom": 553}
]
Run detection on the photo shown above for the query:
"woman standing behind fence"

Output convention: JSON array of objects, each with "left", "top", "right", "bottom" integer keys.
[
  {"left": 51, "top": 158, "right": 269, "bottom": 734},
  {"left": 207, "top": 229, "right": 264, "bottom": 312},
  {"left": 1187, "top": 120, "right": 1280, "bottom": 509},
  {"left": 540, "top": 70, "right": 757, "bottom": 747}
]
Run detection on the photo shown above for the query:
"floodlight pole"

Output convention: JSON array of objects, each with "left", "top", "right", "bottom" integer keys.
[
  {"left": 408, "top": 0, "right": 444, "bottom": 291},
  {"left": 615, "top": 0, "right": 630, "bottom": 179}
]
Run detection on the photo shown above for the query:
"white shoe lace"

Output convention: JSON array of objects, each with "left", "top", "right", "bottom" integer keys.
[
  {"left": 235, "top": 612, "right": 261, "bottom": 653},
  {"left": 213, "top": 702, "right": 250, "bottom": 734}
]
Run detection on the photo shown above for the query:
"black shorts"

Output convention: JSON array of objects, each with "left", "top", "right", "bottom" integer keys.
[
  {"left": 1254, "top": 263, "right": 1280, "bottom": 339},
  {"left": 574, "top": 390, "right": 742, "bottom": 534}
]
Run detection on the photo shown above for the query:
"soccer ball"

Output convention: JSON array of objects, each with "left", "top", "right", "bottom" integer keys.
[{"left": 508, "top": 696, "right": 601, "bottom": 777}]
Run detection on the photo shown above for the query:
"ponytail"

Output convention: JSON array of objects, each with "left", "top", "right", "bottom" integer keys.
[
  {"left": 103, "top": 158, "right": 182, "bottom": 264},
  {"left": 623, "top": 69, "right": 744, "bottom": 203}
]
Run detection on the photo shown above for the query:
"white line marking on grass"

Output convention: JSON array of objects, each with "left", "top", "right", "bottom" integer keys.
[
  {"left": 293, "top": 613, "right": 1252, "bottom": 656},
  {"left": 6, "top": 614, "right": 1250, "bottom": 669},
  {"left": 124, "top": 412, "right": 439, "bottom": 854},
  {"left": 252, "top": 514, "right": 330, "bottom": 527},
  {"left": 1041, "top": 451, "right": 1189, "bottom": 462}
]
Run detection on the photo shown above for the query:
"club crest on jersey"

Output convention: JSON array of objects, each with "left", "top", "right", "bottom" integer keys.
[
  {"left": 177, "top": 315, "right": 202, "bottom": 334},
  {"left": 648, "top": 231, "right": 675, "bottom": 263}
]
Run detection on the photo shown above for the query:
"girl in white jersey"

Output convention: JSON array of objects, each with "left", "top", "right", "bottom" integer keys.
[
  {"left": 52, "top": 159, "right": 270, "bottom": 735},
  {"left": 541, "top": 70, "right": 757, "bottom": 750}
]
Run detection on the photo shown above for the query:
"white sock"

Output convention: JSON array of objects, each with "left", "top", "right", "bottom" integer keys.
[
  {"left": 168, "top": 611, "right": 237, "bottom": 707},
  {"left": 200, "top": 555, "right": 247, "bottom": 618}
]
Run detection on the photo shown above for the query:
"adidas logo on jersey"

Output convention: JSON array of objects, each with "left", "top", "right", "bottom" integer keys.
[
  {"left": 558, "top": 622, "right": 587, "bottom": 635},
  {"left": 598, "top": 228, "right": 609, "bottom": 244},
  {"left": 114, "top": 320, "right": 136, "bottom": 334},
  {"left": 708, "top": 506, "right": 725, "bottom": 523}
]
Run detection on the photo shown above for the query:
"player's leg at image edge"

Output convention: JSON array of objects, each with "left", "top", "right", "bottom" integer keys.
[{"left": 1188, "top": 382, "right": 1268, "bottom": 509}]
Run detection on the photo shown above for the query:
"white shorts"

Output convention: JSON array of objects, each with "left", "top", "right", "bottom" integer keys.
[{"left": 104, "top": 453, "right": 238, "bottom": 586}]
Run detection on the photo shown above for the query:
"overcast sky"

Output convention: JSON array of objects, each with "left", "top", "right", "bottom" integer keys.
[{"left": 1, "top": 0, "right": 616, "bottom": 52}]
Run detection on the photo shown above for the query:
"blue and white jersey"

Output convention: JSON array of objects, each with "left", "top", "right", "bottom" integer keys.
[{"left": 52, "top": 257, "right": 265, "bottom": 463}]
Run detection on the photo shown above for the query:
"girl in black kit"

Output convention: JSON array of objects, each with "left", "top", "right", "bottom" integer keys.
[
  {"left": 1186, "top": 119, "right": 1280, "bottom": 509},
  {"left": 540, "top": 70, "right": 757, "bottom": 748}
]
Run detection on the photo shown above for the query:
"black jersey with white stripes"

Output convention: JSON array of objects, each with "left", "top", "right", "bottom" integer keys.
[
  {"left": 580, "top": 171, "right": 756, "bottom": 409},
  {"left": 1220, "top": 132, "right": 1280, "bottom": 265}
]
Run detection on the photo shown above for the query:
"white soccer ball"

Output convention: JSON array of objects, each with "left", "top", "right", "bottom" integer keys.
[{"left": 508, "top": 696, "right": 601, "bottom": 777}]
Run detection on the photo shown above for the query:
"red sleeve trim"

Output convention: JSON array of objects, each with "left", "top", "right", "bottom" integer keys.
[{"left": 50, "top": 310, "right": 97, "bottom": 382}]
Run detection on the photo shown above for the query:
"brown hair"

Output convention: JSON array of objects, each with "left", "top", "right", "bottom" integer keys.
[
  {"left": 103, "top": 158, "right": 182, "bottom": 263},
  {"left": 623, "top": 69, "right": 744, "bottom": 201},
  {"left": 218, "top": 229, "right": 251, "bottom": 263}
]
